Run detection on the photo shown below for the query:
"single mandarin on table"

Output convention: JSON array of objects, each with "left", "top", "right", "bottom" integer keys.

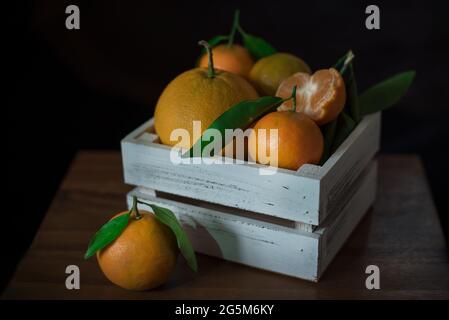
[{"left": 97, "top": 211, "right": 178, "bottom": 291}]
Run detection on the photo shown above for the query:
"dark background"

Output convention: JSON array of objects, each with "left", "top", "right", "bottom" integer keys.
[{"left": 5, "top": 0, "right": 449, "bottom": 291}]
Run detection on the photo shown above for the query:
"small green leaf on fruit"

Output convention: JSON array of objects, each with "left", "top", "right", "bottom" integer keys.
[
  {"left": 183, "top": 96, "right": 284, "bottom": 158},
  {"left": 197, "top": 35, "right": 229, "bottom": 64},
  {"left": 207, "top": 35, "right": 230, "bottom": 48},
  {"left": 148, "top": 203, "right": 198, "bottom": 272},
  {"left": 240, "top": 31, "right": 277, "bottom": 60},
  {"left": 84, "top": 213, "right": 130, "bottom": 259}
]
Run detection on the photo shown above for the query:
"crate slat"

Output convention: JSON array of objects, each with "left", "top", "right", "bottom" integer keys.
[{"left": 126, "top": 161, "right": 377, "bottom": 281}]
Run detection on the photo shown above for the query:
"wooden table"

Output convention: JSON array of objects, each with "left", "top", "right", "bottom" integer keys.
[{"left": 2, "top": 152, "right": 448, "bottom": 299}]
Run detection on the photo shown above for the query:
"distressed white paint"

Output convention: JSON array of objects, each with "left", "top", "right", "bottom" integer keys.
[
  {"left": 121, "top": 113, "right": 380, "bottom": 225},
  {"left": 126, "top": 161, "right": 377, "bottom": 282}
]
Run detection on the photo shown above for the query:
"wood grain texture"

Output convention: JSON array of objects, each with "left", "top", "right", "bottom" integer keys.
[{"left": 2, "top": 151, "right": 448, "bottom": 299}]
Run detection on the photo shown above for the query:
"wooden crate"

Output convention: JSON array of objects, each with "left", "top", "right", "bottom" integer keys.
[
  {"left": 126, "top": 161, "right": 377, "bottom": 281},
  {"left": 121, "top": 113, "right": 381, "bottom": 226},
  {"left": 121, "top": 113, "right": 380, "bottom": 281}
]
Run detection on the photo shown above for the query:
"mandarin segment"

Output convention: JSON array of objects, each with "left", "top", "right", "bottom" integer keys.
[
  {"left": 276, "top": 72, "right": 310, "bottom": 111},
  {"left": 277, "top": 68, "right": 346, "bottom": 125}
]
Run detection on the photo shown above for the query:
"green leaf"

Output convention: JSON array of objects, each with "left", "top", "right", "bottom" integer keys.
[
  {"left": 333, "top": 50, "right": 354, "bottom": 74},
  {"left": 183, "top": 96, "right": 284, "bottom": 158},
  {"left": 239, "top": 29, "right": 276, "bottom": 60},
  {"left": 227, "top": 10, "right": 240, "bottom": 46},
  {"left": 319, "top": 50, "right": 359, "bottom": 164},
  {"left": 322, "top": 51, "right": 415, "bottom": 163},
  {"left": 319, "top": 120, "right": 338, "bottom": 165},
  {"left": 147, "top": 203, "right": 198, "bottom": 272},
  {"left": 333, "top": 51, "right": 360, "bottom": 123},
  {"left": 84, "top": 213, "right": 130, "bottom": 259},
  {"left": 344, "top": 63, "right": 361, "bottom": 124},
  {"left": 331, "top": 112, "right": 357, "bottom": 153},
  {"left": 196, "top": 35, "right": 229, "bottom": 65},
  {"left": 359, "top": 71, "right": 415, "bottom": 115},
  {"left": 333, "top": 53, "right": 347, "bottom": 71},
  {"left": 207, "top": 35, "right": 230, "bottom": 48}
]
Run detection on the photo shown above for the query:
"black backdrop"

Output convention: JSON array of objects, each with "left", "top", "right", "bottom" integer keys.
[{"left": 5, "top": 0, "right": 449, "bottom": 291}]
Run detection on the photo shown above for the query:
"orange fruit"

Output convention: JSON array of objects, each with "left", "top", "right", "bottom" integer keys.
[
  {"left": 155, "top": 43, "right": 258, "bottom": 149},
  {"left": 248, "top": 111, "right": 324, "bottom": 170},
  {"left": 97, "top": 211, "right": 178, "bottom": 291},
  {"left": 276, "top": 68, "right": 346, "bottom": 125},
  {"left": 249, "top": 53, "right": 311, "bottom": 96},
  {"left": 198, "top": 44, "right": 254, "bottom": 79},
  {"left": 221, "top": 122, "right": 256, "bottom": 160}
]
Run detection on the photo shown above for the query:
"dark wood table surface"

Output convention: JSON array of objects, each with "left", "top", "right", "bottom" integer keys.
[{"left": 2, "top": 151, "right": 448, "bottom": 299}]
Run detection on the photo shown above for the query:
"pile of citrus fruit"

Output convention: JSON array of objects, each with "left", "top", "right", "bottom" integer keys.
[
  {"left": 155, "top": 11, "right": 347, "bottom": 171},
  {"left": 85, "top": 10, "right": 413, "bottom": 292}
]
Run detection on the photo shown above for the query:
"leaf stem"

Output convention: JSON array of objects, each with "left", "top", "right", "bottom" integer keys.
[
  {"left": 227, "top": 10, "right": 240, "bottom": 47},
  {"left": 340, "top": 50, "right": 355, "bottom": 75},
  {"left": 291, "top": 85, "right": 297, "bottom": 111},
  {"left": 236, "top": 24, "right": 247, "bottom": 37},
  {"left": 198, "top": 40, "right": 215, "bottom": 78},
  {"left": 136, "top": 199, "right": 161, "bottom": 215},
  {"left": 131, "top": 196, "right": 141, "bottom": 220},
  {"left": 136, "top": 199, "right": 151, "bottom": 208}
]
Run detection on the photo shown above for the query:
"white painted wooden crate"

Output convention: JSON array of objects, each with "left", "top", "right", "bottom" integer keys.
[
  {"left": 121, "top": 113, "right": 381, "bottom": 226},
  {"left": 121, "top": 113, "right": 380, "bottom": 281},
  {"left": 127, "top": 161, "right": 377, "bottom": 281}
]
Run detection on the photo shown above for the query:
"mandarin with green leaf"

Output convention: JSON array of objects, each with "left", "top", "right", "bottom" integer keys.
[
  {"left": 155, "top": 41, "right": 258, "bottom": 149},
  {"left": 198, "top": 44, "right": 254, "bottom": 79},
  {"left": 96, "top": 210, "right": 178, "bottom": 291}
]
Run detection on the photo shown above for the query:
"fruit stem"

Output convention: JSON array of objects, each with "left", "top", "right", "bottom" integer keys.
[
  {"left": 136, "top": 199, "right": 157, "bottom": 210},
  {"left": 135, "top": 199, "right": 159, "bottom": 218},
  {"left": 340, "top": 50, "right": 355, "bottom": 75},
  {"left": 291, "top": 85, "right": 297, "bottom": 112},
  {"left": 227, "top": 9, "right": 240, "bottom": 47},
  {"left": 198, "top": 40, "right": 215, "bottom": 78},
  {"left": 131, "top": 196, "right": 142, "bottom": 220}
]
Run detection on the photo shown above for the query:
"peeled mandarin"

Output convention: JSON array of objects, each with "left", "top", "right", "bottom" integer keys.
[{"left": 277, "top": 68, "right": 346, "bottom": 125}]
